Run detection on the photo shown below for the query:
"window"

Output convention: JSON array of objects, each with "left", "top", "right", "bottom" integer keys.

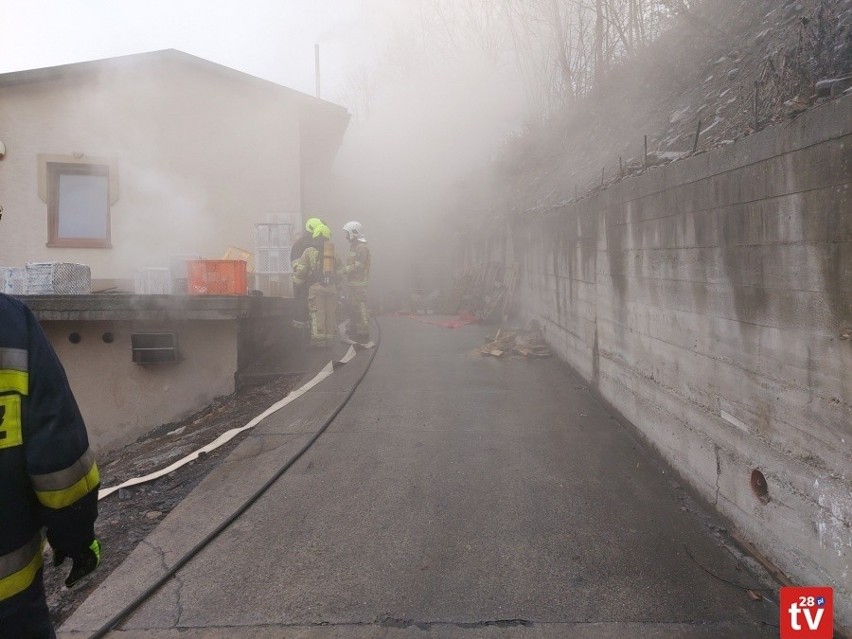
[{"left": 47, "top": 162, "right": 111, "bottom": 248}]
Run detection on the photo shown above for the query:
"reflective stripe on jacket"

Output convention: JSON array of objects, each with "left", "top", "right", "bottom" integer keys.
[{"left": 0, "top": 294, "right": 99, "bottom": 606}]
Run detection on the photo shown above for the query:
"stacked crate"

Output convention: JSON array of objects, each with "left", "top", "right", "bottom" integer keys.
[
  {"left": 186, "top": 260, "right": 248, "bottom": 295},
  {"left": 253, "top": 222, "right": 294, "bottom": 297},
  {"left": 134, "top": 268, "right": 173, "bottom": 295},
  {"left": 25, "top": 263, "right": 91, "bottom": 294},
  {"left": 0, "top": 267, "right": 26, "bottom": 295}
]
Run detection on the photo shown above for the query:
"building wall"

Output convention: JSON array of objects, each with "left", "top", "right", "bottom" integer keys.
[
  {"left": 0, "top": 58, "right": 302, "bottom": 280},
  {"left": 498, "top": 96, "right": 850, "bottom": 626},
  {"left": 44, "top": 319, "right": 238, "bottom": 453}
]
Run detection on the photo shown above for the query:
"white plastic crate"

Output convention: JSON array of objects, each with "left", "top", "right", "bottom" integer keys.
[
  {"left": 254, "top": 223, "right": 293, "bottom": 249},
  {"left": 25, "top": 262, "right": 91, "bottom": 295},
  {"left": 251, "top": 273, "right": 293, "bottom": 298},
  {"left": 255, "top": 247, "right": 292, "bottom": 274},
  {"left": 0, "top": 267, "right": 26, "bottom": 295},
  {"left": 135, "top": 268, "right": 173, "bottom": 295}
]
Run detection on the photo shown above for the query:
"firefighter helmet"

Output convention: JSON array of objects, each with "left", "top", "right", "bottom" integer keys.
[
  {"left": 305, "top": 217, "right": 322, "bottom": 234},
  {"left": 342, "top": 221, "right": 365, "bottom": 242}
]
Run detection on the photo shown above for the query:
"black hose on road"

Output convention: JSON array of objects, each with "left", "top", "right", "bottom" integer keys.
[{"left": 88, "top": 318, "right": 382, "bottom": 639}]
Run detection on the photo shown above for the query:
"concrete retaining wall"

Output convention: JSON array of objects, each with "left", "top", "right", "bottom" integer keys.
[{"left": 500, "top": 96, "right": 851, "bottom": 626}]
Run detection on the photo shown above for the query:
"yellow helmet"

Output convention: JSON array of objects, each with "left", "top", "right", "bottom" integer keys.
[
  {"left": 315, "top": 223, "right": 332, "bottom": 240},
  {"left": 305, "top": 217, "right": 322, "bottom": 235}
]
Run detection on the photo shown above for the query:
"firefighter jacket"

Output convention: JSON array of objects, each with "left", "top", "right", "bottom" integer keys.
[
  {"left": 0, "top": 294, "right": 99, "bottom": 612},
  {"left": 342, "top": 240, "right": 370, "bottom": 287},
  {"left": 292, "top": 246, "right": 322, "bottom": 288},
  {"left": 292, "top": 245, "right": 341, "bottom": 288}
]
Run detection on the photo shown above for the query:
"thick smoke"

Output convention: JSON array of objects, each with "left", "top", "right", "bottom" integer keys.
[{"left": 329, "top": 42, "right": 525, "bottom": 310}]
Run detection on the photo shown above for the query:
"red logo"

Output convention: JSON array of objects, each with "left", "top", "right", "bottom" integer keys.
[{"left": 780, "top": 587, "right": 833, "bottom": 639}]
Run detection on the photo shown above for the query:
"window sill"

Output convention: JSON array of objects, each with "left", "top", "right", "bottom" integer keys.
[{"left": 47, "top": 240, "right": 112, "bottom": 249}]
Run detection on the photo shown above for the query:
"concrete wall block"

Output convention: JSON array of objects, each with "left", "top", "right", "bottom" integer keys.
[
  {"left": 618, "top": 299, "right": 846, "bottom": 402},
  {"left": 610, "top": 140, "right": 849, "bottom": 245},
  {"left": 714, "top": 447, "right": 851, "bottom": 628},
  {"left": 595, "top": 307, "right": 849, "bottom": 467},
  {"left": 538, "top": 315, "right": 594, "bottom": 382},
  {"left": 601, "top": 242, "right": 847, "bottom": 296},
  {"left": 596, "top": 360, "right": 721, "bottom": 500},
  {"left": 716, "top": 391, "right": 850, "bottom": 483},
  {"left": 609, "top": 182, "right": 847, "bottom": 254},
  {"left": 598, "top": 271, "right": 841, "bottom": 333}
]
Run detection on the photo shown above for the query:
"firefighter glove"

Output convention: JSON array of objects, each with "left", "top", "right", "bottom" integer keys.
[{"left": 61, "top": 539, "right": 101, "bottom": 588}]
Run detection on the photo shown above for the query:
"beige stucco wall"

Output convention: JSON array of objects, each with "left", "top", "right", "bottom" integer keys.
[
  {"left": 44, "top": 319, "right": 238, "bottom": 453},
  {"left": 0, "top": 59, "right": 302, "bottom": 279}
]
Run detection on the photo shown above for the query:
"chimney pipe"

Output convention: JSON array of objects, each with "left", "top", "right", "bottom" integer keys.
[{"left": 314, "top": 44, "right": 321, "bottom": 99}]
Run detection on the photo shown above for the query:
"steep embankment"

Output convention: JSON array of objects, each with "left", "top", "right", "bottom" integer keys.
[{"left": 477, "top": 0, "right": 851, "bottom": 220}]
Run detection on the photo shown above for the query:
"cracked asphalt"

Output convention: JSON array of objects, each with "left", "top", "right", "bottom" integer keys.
[{"left": 60, "top": 316, "right": 779, "bottom": 638}]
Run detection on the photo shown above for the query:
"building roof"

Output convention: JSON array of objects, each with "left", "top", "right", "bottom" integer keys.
[
  {"left": 0, "top": 48, "right": 350, "bottom": 171},
  {"left": 0, "top": 48, "right": 347, "bottom": 115}
]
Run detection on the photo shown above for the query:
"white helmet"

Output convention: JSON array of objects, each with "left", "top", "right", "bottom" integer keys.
[{"left": 342, "top": 220, "right": 366, "bottom": 242}]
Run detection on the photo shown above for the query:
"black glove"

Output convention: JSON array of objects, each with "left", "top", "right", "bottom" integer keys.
[{"left": 53, "top": 539, "right": 101, "bottom": 587}]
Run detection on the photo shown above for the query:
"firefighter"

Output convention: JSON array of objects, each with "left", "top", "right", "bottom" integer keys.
[
  {"left": 290, "top": 218, "right": 332, "bottom": 339},
  {"left": 292, "top": 234, "right": 340, "bottom": 347},
  {"left": 341, "top": 221, "right": 371, "bottom": 342},
  {"left": 0, "top": 294, "right": 101, "bottom": 639}
]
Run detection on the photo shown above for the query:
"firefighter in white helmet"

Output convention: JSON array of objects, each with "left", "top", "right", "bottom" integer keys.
[{"left": 341, "top": 221, "right": 371, "bottom": 341}]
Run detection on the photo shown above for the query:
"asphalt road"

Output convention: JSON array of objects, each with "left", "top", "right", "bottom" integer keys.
[{"left": 61, "top": 316, "right": 779, "bottom": 638}]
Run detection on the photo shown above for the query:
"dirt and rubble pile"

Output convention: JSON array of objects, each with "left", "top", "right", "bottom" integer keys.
[{"left": 480, "top": 324, "right": 551, "bottom": 359}]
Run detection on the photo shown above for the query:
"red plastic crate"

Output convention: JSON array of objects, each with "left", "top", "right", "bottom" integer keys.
[{"left": 186, "top": 260, "right": 248, "bottom": 295}]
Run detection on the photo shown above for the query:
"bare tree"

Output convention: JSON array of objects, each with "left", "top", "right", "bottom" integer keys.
[{"left": 339, "top": 0, "right": 684, "bottom": 121}]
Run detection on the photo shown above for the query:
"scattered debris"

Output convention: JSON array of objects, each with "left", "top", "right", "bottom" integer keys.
[
  {"left": 480, "top": 326, "right": 551, "bottom": 359},
  {"left": 443, "top": 261, "right": 520, "bottom": 323}
]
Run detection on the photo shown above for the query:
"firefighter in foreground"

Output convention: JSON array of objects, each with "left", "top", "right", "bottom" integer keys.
[
  {"left": 0, "top": 294, "right": 101, "bottom": 639},
  {"left": 292, "top": 228, "right": 340, "bottom": 347},
  {"left": 341, "top": 221, "right": 371, "bottom": 342}
]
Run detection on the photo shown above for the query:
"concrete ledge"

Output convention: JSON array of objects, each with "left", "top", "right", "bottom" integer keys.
[{"left": 17, "top": 294, "right": 295, "bottom": 321}]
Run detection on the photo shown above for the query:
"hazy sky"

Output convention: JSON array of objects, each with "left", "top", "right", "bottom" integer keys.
[{"left": 0, "top": 0, "right": 376, "bottom": 103}]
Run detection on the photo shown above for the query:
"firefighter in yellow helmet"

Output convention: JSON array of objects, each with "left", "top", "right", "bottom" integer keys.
[
  {"left": 0, "top": 294, "right": 101, "bottom": 638},
  {"left": 341, "top": 221, "right": 371, "bottom": 342},
  {"left": 290, "top": 218, "right": 333, "bottom": 339},
  {"left": 292, "top": 224, "right": 340, "bottom": 347}
]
